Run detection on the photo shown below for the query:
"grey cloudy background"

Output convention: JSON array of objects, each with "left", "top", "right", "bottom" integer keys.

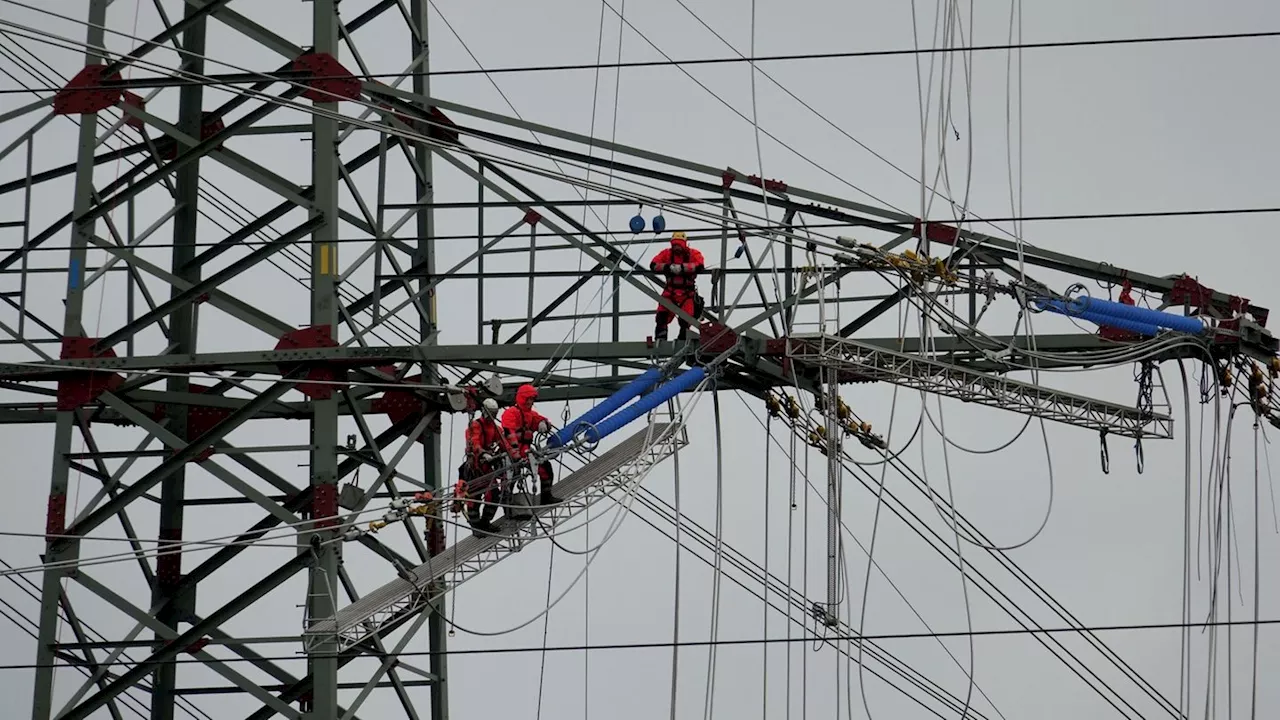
[{"left": 2, "top": 0, "right": 1280, "bottom": 718}]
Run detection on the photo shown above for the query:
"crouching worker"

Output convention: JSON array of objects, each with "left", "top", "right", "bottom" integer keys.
[
  {"left": 501, "top": 384, "right": 563, "bottom": 507},
  {"left": 454, "top": 398, "right": 508, "bottom": 534}
]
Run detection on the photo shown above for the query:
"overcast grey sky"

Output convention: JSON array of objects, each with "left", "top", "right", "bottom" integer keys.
[{"left": 3, "top": 1, "right": 1280, "bottom": 718}]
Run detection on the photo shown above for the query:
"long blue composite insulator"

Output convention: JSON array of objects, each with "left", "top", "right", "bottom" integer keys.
[
  {"left": 546, "top": 367, "right": 665, "bottom": 448},
  {"left": 1061, "top": 295, "right": 1206, "bottom": 335},
  {"left": 1044, "top": 294, "right": 1203, "bottom": 333},
  {"left": 1077, "top": 309, "right": 1160, "bottom": 336},
  {"left": 1036, "top": 299, "right": 1160, "bottom": 336},
  {"left": 584, "top": 366, "right": 707, "bottom": 444}
]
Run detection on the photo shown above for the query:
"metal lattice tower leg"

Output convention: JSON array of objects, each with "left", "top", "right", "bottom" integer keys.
[
  {"left": 409, "top": 0, "right": 451, "bottom": 715},
  {"left": 30, "top": 2, "right": 109, "bottom": 718},
  {"left": 149, "top": 5, "right": 207, "bottom": 718},
  {"left": 307, "top": 1, "right": 342, "bottom": 717}
]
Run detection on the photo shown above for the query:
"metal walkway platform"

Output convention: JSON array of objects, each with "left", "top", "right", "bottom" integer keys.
[
  {"left": 306, "top": 422, "right": 685, "bottom": 651},
  {"left": 788, "top": 333, "right": 1173, "bottom": 439}
]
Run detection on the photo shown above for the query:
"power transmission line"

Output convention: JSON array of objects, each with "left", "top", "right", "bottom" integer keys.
[
  {"left": 6, "top": 617, "right": 1279, "bottom": 671},
  {"left": 2, "top": 28, "right": 1278, "bottom": 94},
  {"left": 8, "top": 206, "right": 1280, "bottom": 257}
]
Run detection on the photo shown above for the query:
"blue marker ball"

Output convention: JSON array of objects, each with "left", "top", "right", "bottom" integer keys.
[
  {"left": 652, "top": 214, "right": 666, "bottom": 233},
  {"left": 629, "top": 215, "right": 645, "bottom": 233}
]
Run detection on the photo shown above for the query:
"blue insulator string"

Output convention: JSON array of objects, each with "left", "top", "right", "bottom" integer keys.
[
  {"left": 1035, "top": 295, "right": 1206, "bottom": 335},
  {"left": 586, "top": 367, "right": 708, "bottom": 443},
  {"left": 547, "top": 367, "right": 665, "bottom": 448}
]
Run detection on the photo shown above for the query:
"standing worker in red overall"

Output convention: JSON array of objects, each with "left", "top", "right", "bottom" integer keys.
[
  {"left": 501, "top": 384, "right": 563, "bottom": 506},
  {"left": 649, "top": 232, "right": 705, "bottom": 341},
  {"left": 455, "top": 398, "right": 509, "bottom": 533}
]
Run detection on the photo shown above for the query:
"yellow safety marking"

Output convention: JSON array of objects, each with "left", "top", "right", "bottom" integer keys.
[{"left": 318, "top": 244, "right": 337, "bottom": 275}]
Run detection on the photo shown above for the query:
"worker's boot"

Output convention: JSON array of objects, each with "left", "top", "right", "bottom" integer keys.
[
  {"left": 676, "top": 324, "right": 689, "bottom": 341},
  {"left": 654, "top": 324, "right": 668, "bottom": 342},
  {"left": 540, "top": 487, "right": 563, "bottom": 506},
  {"left": 470, "top": 517, "right": 497, "bottom": 536}
]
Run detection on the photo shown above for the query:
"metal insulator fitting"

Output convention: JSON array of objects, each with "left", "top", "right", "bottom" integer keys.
[
  {"left": 786, "top": 396, "right": 801, "bottom": 419},
  {"left": 766, "top": 394, "right": 782, "bottom": 417},
  {"left": 836, "top": 398, "right": 851, "bottom": 420}
]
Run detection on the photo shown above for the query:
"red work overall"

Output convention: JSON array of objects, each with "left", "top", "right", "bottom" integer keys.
[
  {"left": 500, "top": 384, "right": 560, "bottom": 503},
  {"left": 649, "top": 234, "right": 705, "bottom": 341},
  {"left": 457, "top": 416, "right": 505, "bottom": 526}
]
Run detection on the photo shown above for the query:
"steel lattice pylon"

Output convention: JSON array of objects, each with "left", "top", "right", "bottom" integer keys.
[{"left": 3, "top": 3, "right": 1279, "bottom": 720}]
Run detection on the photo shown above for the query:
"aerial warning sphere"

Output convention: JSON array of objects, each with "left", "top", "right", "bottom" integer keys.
[
  {"left": 652, "top": 214, "right": 667, "bottom": 233},
  {"left": 629, "top": 215, "right": 645, "bottom": 233}
]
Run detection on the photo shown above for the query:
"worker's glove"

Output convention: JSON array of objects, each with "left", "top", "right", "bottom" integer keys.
[
  {"left": 537, "top": 419, "right": 550, "bottom": 433},
  {"left": 669, "top": 263, "right": 684, "bottom": 275}
]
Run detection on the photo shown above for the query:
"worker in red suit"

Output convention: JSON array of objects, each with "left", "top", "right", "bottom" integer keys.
[
  {"left": 501, "top": 384, "right": 562, "bottom": 506},
  {"left": 455, "top": 398, "right": 509, "bottom": 533},
  {"left": 649, "top": 231, "right": 705, "bottom": 341}
]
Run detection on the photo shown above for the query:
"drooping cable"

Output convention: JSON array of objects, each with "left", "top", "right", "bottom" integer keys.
[
  {"left": 785, "top": 412, "right": 797, "bottom": 720},
  {"left": 856, "top": 290, "right": 910, "bottom": 719},
  {"left": 1178, "top": 361, "right": 1193, "bottom": 716},
  {"left": 1250, "top": 415, "right": 1261, "bottom": 720},
  {"left": 802, "top": 439, "right": 810, "bottom": 720},
  {"left": 534, "top": 542, "right": 556, "bottom": 720},
  {"left": 1259, "top": 424, "right": 1280, "bottom": 533},
  {"left": 669, "top": 410, "right": 683, "bottom": 720},
  {"left": 703, "top": 387, "right": 726, "bottom": 720},
  {"left": 763, "top": 408, "right": 772, "bottom": 716}
]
